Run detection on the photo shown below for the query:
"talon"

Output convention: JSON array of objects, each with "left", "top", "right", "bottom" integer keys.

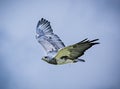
[{"left": 78, "top": 59, "right": 85, "bottom": 62}]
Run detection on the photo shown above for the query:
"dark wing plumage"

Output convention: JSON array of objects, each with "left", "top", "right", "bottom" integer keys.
[
  {"left": 55, "top": 38, "right": 99, "bottom": 60},
  {"left": 36, "top": 18, "right": 65, "bottom": 54}
]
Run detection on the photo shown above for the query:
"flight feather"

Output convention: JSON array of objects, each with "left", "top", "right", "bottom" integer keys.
[{"left": 36, "top": 18, "right": 65, "bottom": 55}]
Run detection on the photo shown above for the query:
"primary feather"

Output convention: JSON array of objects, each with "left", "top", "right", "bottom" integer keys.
[{"left": 36, "top": 18, "right": 65, "bottom": 56}]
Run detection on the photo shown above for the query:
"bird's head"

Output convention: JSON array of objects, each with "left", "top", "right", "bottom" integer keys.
[{"left": 41, "top": 56, "right": 51, "bottom": 63}]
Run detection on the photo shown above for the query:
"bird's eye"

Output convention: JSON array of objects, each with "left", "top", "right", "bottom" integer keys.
[
  {"left": 44, "top": 56, "right": 48, "bottom": 58},
  {"left": 47, "top": 36, "right": 52, "bottom": 39}
]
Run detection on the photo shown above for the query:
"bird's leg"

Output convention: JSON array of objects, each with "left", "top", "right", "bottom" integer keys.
[
  {"left": 78, "top": 59, "right": 85, "bottom": 62},
  {"left": 73, "top": 59, "right": 85, "bottom": 63}
]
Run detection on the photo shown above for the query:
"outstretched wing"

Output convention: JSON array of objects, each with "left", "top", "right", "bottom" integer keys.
[
  {"left": 55, "top": 39, "right": 99, "bottom": 60},
  {"left": 36, "top": 18, "right": 65, "bottom": 54}
]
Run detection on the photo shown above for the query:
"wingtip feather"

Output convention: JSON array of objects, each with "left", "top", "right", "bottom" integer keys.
[
  {"left": 91, "top": 39, "right": 100, "bottom": 45},
  {"left": 80, "top": 38, "right": 88, "bottom": 42},
  {"left": 79, "top": 38, "right": 100, "bottom": 45},
  {"left": 90, "top": 39, "right": 99, "bottom": 42},
  {"left": 37, "top": 18, "right": 50, "bottom": 28}
]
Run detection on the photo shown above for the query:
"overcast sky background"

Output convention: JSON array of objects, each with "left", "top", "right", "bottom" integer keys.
[{"left": 0, "top": 0, "right": 120, "bottom": 89}]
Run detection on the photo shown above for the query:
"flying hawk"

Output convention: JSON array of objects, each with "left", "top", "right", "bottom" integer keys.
[{"left": 36, "top": 18, "right": 99, "bottom": 65}]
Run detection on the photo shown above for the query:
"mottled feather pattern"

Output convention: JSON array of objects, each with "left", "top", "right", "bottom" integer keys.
[
  {"left": 36, "top": 18, "right": 99, "bottom": 65},
  {"left": 55, "top": 38, "right": 99, "bottom": 60}
]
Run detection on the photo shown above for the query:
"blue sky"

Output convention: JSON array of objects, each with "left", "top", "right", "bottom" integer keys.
[{"left": 0, "top": 0, "right": 120, "bottom": 89}]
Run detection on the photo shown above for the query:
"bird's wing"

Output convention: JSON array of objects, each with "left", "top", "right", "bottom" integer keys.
[
  {"left": 36, "top": 18, "right": 65, "bottom": 54},
  {"left": 55, "top": 39, "right": 99, "bottom": 60}
]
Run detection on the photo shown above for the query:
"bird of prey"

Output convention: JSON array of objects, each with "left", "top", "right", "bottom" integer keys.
[{"left": 36, "top": 18, "right": 99, "bottom": 65}]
